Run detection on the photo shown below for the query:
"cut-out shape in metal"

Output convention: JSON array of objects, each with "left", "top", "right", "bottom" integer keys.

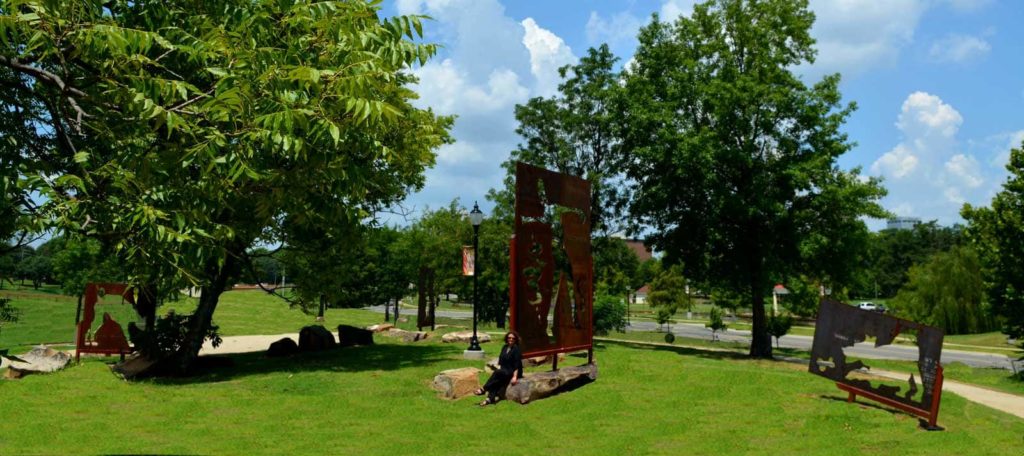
[
  {"left": 417, "top": 267, "right": 436, "bottom": 331},
  {"left": 75, "top": 283, "right": 136, "bottom": 362},
  {"left": 510, "top": 162, "right": 593, "bottom": 361},
  {"left": 809, "top": 299, "right": 945, "bottom": 429}
]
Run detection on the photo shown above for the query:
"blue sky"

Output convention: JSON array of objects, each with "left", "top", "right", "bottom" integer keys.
[{"left": 385, "top": 0, "right": 1024, "bottom": 230}]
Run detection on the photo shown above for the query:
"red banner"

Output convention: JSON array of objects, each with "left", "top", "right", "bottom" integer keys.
[{"left": 462, "top": 246, "right": 475, "bottom": 276}]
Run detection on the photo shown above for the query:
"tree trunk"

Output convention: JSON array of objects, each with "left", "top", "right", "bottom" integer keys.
[
  {"left": 749, "top": 279, "right": 772, "bottom": 358},
  {"left": 173, "top": 252, "right": 239, "bottom": 373}
]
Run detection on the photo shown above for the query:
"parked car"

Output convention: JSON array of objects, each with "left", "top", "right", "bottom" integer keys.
[{"left": 857, "top": 302, "right": 877, "bottom": 312}]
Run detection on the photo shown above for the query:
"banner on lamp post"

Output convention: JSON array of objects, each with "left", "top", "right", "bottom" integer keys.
[{"left": 462, "top": 246, "right": 475, "bottom": 276}]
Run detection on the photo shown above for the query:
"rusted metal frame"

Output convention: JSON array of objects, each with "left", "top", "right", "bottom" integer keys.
[
  {"left": 836, "top": 364, "right": 944, "bottom": 428},
  {"left": 510, "top": 163, "right": 595, "bottom": 371},
  {"left": 75, "top": 283, "right": 137, "bottom": 363}
]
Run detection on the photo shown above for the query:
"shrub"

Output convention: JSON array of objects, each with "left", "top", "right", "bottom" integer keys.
[
  {"left": 133, "top": 311, "right": 222, "bottom": 359},
  {"left": 767, "top": 313, "right": 794, "bottom": 348},
  {"left": 593, "top": 293, "right": 627, "bottom": 335},
  {"left": 706, "top": 306, "right": 727, "bottom": 341}
]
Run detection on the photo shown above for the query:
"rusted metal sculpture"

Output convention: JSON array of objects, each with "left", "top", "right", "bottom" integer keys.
[
  {"left": 809, "top": 299, "right": 945, "bottom": 429},
  {"left": 510, "top": 162, "right": 593, "bottom": 365},
  {"left": 75, "top": 283, "right": 137, "bottom": 362},
  {"left": 417, "top": 266, "right": 436, "bottom": 331}
]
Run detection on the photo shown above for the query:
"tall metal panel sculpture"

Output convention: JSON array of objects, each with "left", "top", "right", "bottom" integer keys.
[
  {"left": 809, "top": 299, "right": 945, "bottom": 429},
  {"left": 417, "top": 267, "right": 436, "bottom": 331},
  {"left": 510, "top": 162, "right": 593, "bottom": 362},
  {"left": 75, "top": 283, "right": 137, "bottom": 362}
]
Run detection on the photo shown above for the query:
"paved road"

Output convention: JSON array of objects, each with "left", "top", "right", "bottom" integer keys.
[{"left": 367, "top": 305, "right": 1016, "bottom": 370}]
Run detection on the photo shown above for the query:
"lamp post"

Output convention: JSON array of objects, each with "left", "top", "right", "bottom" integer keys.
[{"left": 466, "top": 202, "right": 484, "bottom": 355}]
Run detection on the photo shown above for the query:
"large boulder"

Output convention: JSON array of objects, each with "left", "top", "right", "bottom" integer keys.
[
  {"left": 338, "top": 325, "right": 374, "bottom": 347},
  {"left": 364, "top": 323, "right": 395, "bottom": 333},
  {"left": 504, "top": 363, "right": 598, "bottom": 404},
  {"left": 381, "top": 328, "right": 428, "bottom": 343},
  {"left": 267, "top": 337, "right": 299, "bottom": 357},
  {"left": 441, "top": 331, "right": 491, "bottom": 344},
  {"left": 4, "top": 346, "right": 72, "bottom": 379},
  {"left": 432, "top": 367, "right": 482, "bottom": 399},
  {"left": 298, "top": 325, "right": 337, "bottom": 352}
]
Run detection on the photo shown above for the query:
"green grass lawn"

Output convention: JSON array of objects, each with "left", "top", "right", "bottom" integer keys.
[{"left": 1, "top": 336, "right": 1022, "bottom": 454}]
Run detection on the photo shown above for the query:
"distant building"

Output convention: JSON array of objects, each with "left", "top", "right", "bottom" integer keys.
[
  {"left": 886, "top": 217, "right": 921, "bottom": 231},
  {"left": 634, "top": 284, "right": 650, "bottom": 304},
  {"left": 610, "top": 232, "right": 653, "bottom": 262}
]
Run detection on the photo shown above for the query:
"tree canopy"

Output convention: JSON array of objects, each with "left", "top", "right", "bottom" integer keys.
[
  {"left": 0, "top": 0, "right": 452, "bottom": 371},
  {"left": 963, "top": 140, "right": 1024, "bottom": 344},
  {"left": 622, "top": 0, "right": 886, "bottom": 357}
]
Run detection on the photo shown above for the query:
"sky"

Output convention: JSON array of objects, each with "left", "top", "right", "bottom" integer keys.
[{"left": 384, "top": 0, "right": 1024, "bottom": 230}]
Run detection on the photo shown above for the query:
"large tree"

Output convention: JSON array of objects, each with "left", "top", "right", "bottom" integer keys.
[
  {"left": 622, "top": 0, "right": 886, "bottom": 357},
  {"left": 507, "top": 44, "right": 628, "bottom": 235},
  {"left": 962, "top": 141, "right": 1024, "bottom": 346},
  {"left": 891, "top": 245, "right": 995, "bottom": 335},
  {"left": 1, "top": 1, "right": 451, "bottom": 371}
]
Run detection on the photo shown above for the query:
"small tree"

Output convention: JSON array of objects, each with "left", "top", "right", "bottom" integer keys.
[
  {"left": 0, "top": 297, "right": 18, "bottom": 349},
  {"left": 707, "top": 306, "right": 728, "bottom": 341},
  {"left": 593, "top": 292, "right": 627, "bottom": 335},
  {"left": 766, "top": 312, "right": 793, "bottom": 349},
  {"left": 648, "top": 264, "right": 689, "bottom": 331}
]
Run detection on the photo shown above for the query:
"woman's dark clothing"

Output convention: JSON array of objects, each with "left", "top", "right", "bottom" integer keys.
[{"left": 483, "top": 344, "right": 523, "bottom": 402}]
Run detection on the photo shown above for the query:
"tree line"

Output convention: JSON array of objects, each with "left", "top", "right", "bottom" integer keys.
[{"left": 1, "top": 0, "right": 1021, "bottom": 373}]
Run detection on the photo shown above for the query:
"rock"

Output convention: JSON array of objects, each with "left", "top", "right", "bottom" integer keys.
[
  {"left": 267, "top": 337, "right": 299, "bottom": 357},
  {"left": 441, "top": 331, "right": 492, "bottom": 344},
  {"left": 298, "top": 325, "right": 337, "bottom": 352},
  {"left": 364, "top": 323, "right": 395, "bottom": 333},
  {"left": 504, "top": 363, "right": 598, "bottom": 404},
  {"left": 432, "top": 367, "right": 482, "bottom": 399},
  {"left": 4, "top": 346, "right": 72, "bottom": 379},
  {"left": 398, "top": 317, "right": 409, "bottom": 323},
  {"left": 337, "top": 325, "right": 374, "bottom": 347},
  {"left": 381, "top": 328, "right": 428, "bottom": 343}
]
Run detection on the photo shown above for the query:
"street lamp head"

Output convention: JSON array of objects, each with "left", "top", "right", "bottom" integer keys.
[{"left": 469, "top": 201, "right": 484, "bottom": 227}]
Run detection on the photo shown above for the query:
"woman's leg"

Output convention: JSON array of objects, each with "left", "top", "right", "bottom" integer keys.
[{"left": 483, "top": 369, "right": 512, "bottom": 402}]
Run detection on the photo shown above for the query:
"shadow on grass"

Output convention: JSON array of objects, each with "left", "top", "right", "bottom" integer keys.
[
  {"left": 818, "top": 394, "right": 908, "bottom": 418},
  {"left": 148, "top": 342, "right": 458, "bottom": 386},
  {"left": 596, "top": 339, "right": 752, "bottom": 362}
]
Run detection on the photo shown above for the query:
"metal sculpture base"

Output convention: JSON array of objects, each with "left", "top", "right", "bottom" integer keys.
[
  {"left": 463, "top": 349, "right": 486, "bottom": 360},
  {"left": 836, "top": 363, "right": 945, "bottom": 431}
]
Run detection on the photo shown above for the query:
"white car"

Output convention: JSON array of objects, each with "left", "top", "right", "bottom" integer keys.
[{"left": 857, "top": 302, "right": 877, "bottom": 312}]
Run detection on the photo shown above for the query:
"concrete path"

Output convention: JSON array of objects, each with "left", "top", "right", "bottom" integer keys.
[{"left": 868, "top": 368, "right": 1024, "bottom": 420}]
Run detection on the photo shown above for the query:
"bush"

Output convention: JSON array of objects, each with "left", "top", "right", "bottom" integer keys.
[
  {"left": 767, "top": 313, "right": 793, "bottom": 348},
  {"left": 593, "top": 293, "right": 627, "bottom": 335},
  {"left": 0, "top": 297, "right": 19, "bottom": 344},
  {"left": 132, "top": 311, "right": 222, "bottom": 358},
  {"left": 706, "top": 306, "right": 727, "bottom": 341},
  {"left": 664, "top": 333, "right": 675, "bottom": 344}
]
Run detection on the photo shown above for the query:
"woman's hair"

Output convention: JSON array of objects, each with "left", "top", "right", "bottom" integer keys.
[{"left": 503, "top": 330, "right": 520, "bottom": 346}]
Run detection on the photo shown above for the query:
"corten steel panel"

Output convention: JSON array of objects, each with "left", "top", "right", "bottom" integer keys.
[
  {"left": 510, "top": 162, "right": 593, "bottom": 358},
  {"left": 76, "top": 283, "right": 137, "bottom": 361},
  {"left": 809, "top": 299, "right": 944, "bottom": 412},
  {"left": 417, "top": 267, "right": 436, "bottom": 330}
]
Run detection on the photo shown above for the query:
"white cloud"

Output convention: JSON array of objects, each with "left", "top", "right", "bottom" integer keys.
[
  {"left": 389, "top": 0, "right": 579, "bottom": 216},
  {"left": 585, "top": 11, "right": 644, "bottom": 50},
  {"left": 943, "top": 0, "right": 994, "bottom": 12},
  {"left": 896, "top": 91, "right": 963, "bottom": 139},
  {"left": 929, "top": 34, "right": 991, "bottom": 63},
  {"left": 804, "top": 0, "right": 927, "bottom": 76},
  {"left": 871, "top": 91, "right": 1013, "bottom": 224},
  {"left": 945, "top": 154, "right": 984, "bottom": 188},
  {"left": 872, "top": 144, "right": 919, "bottom": 178},
  {"left": 660, "top": 0, "right": 698, "bottom": 21},
  {"left": 522, "top": 18, "right": 577, "bottom": 97}
]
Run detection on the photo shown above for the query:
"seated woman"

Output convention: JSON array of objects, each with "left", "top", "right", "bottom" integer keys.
[{"left": 476, "top": 330, "right": 524, "bottom": 406}]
